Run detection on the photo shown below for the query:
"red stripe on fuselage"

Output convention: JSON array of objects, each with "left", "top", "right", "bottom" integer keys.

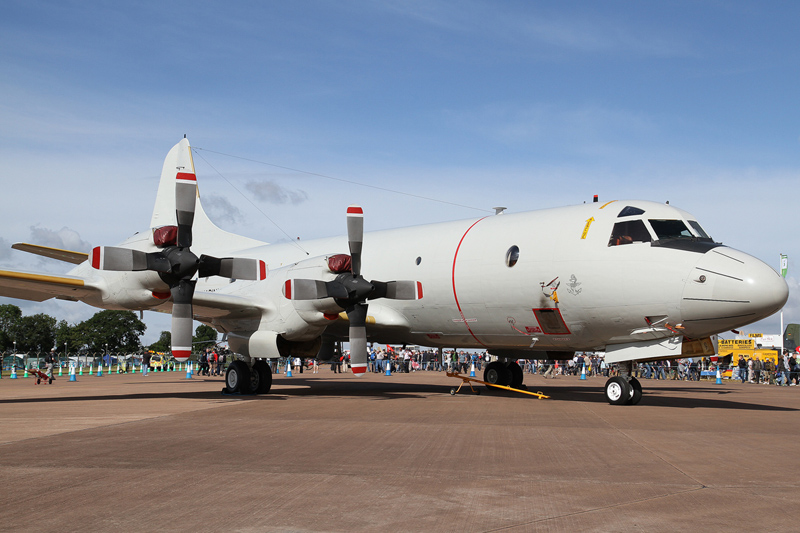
[{"left": 451, "top": 218, "right": 489, "bottom": 348}]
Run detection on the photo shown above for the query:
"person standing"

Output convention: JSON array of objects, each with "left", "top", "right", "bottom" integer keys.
[
  {"left": 44, "top": 350, "right": 55, "bottom": 380},
  {"left": 216, "top": 351, "right": 225, "bottom": 376},
  {"left": 543, "top": 358, "right": 554, "bottom": 379},
  {"left": 737, "top": 356, "right": 747, "bottom": 383}
]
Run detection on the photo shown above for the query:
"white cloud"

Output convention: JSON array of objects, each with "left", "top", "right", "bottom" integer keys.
[
  {"left": 201, "top": 194, "right": 244, "bottom": 226},
  {"left": 0, "top": 237, "right": 11, "bottom": 261},
  {"left": 245, "top": 180, "right": 309, "bottom": 205},
  {"left": 28, "top": 226, "right": 92, "bottom": 252}
]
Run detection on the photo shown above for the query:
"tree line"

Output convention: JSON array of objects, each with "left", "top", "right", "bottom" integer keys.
[{"left": 0, "top": 304, "right": 217, "bottom": 353}]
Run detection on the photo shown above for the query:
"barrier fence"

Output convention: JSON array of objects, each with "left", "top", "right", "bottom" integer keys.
[{"left": 1, "top": 353, "right": 797, "bottom": 386}]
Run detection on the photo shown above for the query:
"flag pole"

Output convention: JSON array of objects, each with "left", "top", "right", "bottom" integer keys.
[{"left": 780, "top": 254, "right": 787, "bottom": 356}]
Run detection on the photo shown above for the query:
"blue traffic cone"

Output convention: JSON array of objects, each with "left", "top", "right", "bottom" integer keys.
[
  {"left": 286, "top": 361, "right": 293, "bottom": 377},
  {"left": 580, "top": 364, "right": 587, "bottom": 380},
  {"left": 469, "top": 363, "right": 476, "bottom": 377},
  {"left": 716, "top": 368, "right": 722, "bottom": 385},
  {"left": 385, "top": 361, "right": 392, "bottom": 376},
  {"left": 10, "top": 366, "right": 16, "bottom": 379},
  {"left": 69, "top": 364, "right": 77, "bottom": 382},
  {"left": 186, "top": 362, "right": 193, "bottom": 379},
  {"left": 97, "top": 364, "right": 103, "bottom": 377}
]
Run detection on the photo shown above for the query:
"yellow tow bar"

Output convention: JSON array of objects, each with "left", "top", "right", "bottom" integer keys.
[{"left": 446, "top": 372, "right": 550, "bottom": 399}]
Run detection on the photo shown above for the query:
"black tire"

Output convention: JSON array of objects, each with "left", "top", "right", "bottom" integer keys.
[
  {"left": 628, "top": 377, "right": 642, "bottom": 405},
  {"left": 225, "top": 361, "right": 252, "bottom": 394},
  {"left": 450, "top": 388, "right": 456, "bottom": 395},
  {"left": 252, "top": 359, "right": 273, "bottom": 394},
  {"left": 484, "top": 361, "right": 511, "bottom": 389},
  {"left": 508, "top": 361, "right": 524, "bottom": 389},
  {"left": 604, "top": 376, "right": 632, "bottom": 405}
]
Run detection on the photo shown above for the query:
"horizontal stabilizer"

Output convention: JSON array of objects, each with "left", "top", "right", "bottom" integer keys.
[{"left": 12, "top": 243, "right": 89, "bottom": 265}]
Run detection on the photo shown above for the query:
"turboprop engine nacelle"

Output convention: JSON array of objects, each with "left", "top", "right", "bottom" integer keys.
[
  {"left": 270, "top": 255, "right": 349, "bottom": 341},
  {"left": 228, "top": 330, "right": 322, "bottom": 359}
]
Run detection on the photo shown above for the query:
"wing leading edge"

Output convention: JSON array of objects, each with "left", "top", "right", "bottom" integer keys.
[{"left": 0, "top": 269, "right": 97, "bottom": 302}]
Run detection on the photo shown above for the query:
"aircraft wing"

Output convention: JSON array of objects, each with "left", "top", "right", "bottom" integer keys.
[
  {"left": 191, "top": 292, "right": 264, "bottom": 320},
  {"left": 145, "top": 291, "right": 266, "bottom": 321},
  {"left": 0, "top": 269, "right": 98, "bottom": 302}
]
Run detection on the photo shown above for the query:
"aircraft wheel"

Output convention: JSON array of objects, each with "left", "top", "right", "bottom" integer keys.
[
  {"left": 508, "top": 361, "right": 524, "bottom": 389},
  {"left": 604, "top": 376, "right": 632, "bottom": 405},
  {"left": 450, "top": 388, "right": 456, "bottom": 395},
  {"left": 225, "top": 361, "right": 252, "bottom": 394},
  {"left": 252, "top": 359, "right": 273, "bottom": 394},
  {"left": 484, "top": 362, "right": 511, "bottom": 389},
  {"left": 628, "top": 377, "right": 642, "bottom": 405}
]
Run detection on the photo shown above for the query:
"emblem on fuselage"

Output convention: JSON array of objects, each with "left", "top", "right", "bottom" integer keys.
[{"left": 566, "top": 274, "right": 582, "bottom": 296}]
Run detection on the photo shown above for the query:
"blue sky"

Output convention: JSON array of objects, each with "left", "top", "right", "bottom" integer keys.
[{"left": 1, "top": 1, "right": 797, "bottom": 345}]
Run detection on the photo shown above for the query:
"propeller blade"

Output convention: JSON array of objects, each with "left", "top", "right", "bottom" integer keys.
[
  {"left": 347, "top": 302, "right": 369, "bottom": 376},
  {"left": 283, "top": 279, "right": 348, "bottom": 300},
  {"left": 170, "top": 278, "right": 196, "bottom": 363},
  {"left": 346, "top": 205, "right": 363, "bottom": 276},
  {"left": 369, "top": 280, "right": 423, "bottom": 300},
  {"left": 198, "top": 255, "right": 267, "bottom": 281},
  {"left": 91, "top": 247, "right": 171, "bottom": 273},
  {"left": 175, "top": 172, "right": 197, "bottom": 248}
]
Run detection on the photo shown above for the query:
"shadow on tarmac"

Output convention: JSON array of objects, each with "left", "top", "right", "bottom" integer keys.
[{"left": 2, "top": 376, "right": 795, "bottom": 411}]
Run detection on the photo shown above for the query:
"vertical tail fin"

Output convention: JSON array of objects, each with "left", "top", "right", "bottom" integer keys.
[{"left": 149, "top": 138, "right": 267, "bottom": 253}]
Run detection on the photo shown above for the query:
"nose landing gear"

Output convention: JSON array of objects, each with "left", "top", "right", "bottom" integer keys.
[{"left": 604, "top": 362, "right": 642, "bottom": 405}]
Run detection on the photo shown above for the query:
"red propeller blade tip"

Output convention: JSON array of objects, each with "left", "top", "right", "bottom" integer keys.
[
  {"left": 351, "top": 363, "right": 368, "bottom": 376},
  {"left": 173, "top": 349, "right": 191, "bottom": 363},
  {"left": 91, "top": 247, "right": 101, "bottom": 269}
]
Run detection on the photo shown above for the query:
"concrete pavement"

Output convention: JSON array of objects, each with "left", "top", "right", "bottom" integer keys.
[{"left": 0, "top": 369, "right": 797, "bottom": 532}]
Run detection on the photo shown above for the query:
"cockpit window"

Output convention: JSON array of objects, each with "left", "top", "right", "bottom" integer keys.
[
  {"left": 618, "top": 206, "right": 645, "bottom": 217},
  {"left": 688, "top": 221, "right": 710, "bottom": 239},
  {"left": 649, "top": 219, "right": 693, "bottom": 240},
  {"left": 608, "top": 220, "right": 652, "bottom": 247}
]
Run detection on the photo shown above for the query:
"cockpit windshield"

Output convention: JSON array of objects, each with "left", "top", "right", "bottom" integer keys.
[
  {"left": 688, "top": 221, "right": 710, "bottom": 239},
  {"left": 649, "top": 220, "right": 693, "bottom": 240},
  {"left": 608, "top": 220, "right": 652, "bottom": 247}
]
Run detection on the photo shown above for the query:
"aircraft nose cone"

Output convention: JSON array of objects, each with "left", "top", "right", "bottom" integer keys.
[{"left": 681, "top": 247, "right": 788, "bottom": 338}]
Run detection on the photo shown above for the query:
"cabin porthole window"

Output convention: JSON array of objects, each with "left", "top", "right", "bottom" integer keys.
[
  {"left": 415, "top": 256, "right": 422, "bottom": 266},
  {"left": 505, "top": 246, "right": 519, "bottom": 267}
]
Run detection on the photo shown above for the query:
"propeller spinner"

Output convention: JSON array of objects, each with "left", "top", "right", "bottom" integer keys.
[{"left": 91, "top": 170, "right": 266, "bottom": 362}]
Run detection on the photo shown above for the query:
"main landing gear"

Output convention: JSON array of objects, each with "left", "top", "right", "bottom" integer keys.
[
  {"left": 224, "top": 359, "right": 273, "bottom": 395},
  {"left": 603, "top": 361, "right": 642, "bottom": 405},
  {"left": 483, "top": 361, "right": 525, "bottom": 390}
]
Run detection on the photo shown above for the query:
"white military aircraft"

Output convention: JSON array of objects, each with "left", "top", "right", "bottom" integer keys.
[{"left": 0, "top": 138, "right": 789, "bottom": 404}]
